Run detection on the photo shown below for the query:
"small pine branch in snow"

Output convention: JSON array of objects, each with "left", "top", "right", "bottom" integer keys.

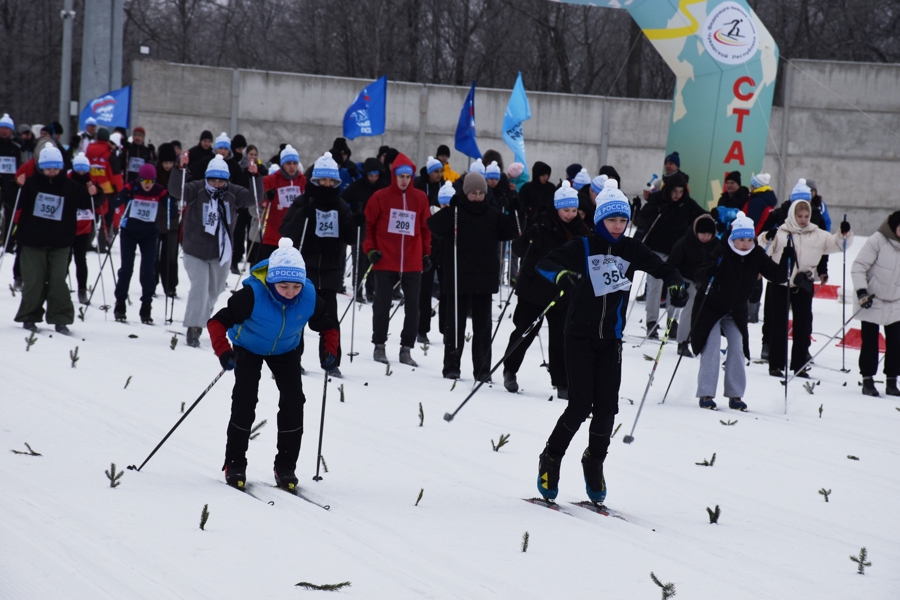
[
  {"left": 650, "top": 572, "right": 676, "bottom": 599},
  {"left": 819, "top": 488, "right": 831, "bottom": 502},
  {"left": 10, "top": 442, "right": 42, "bottom": 456},
  {"left": 10, "top": 283, "right": 17, "bottom": 296},
  {"left": 385, "top": 363, "right": 392, "bottom": 376},
  {"left": 295, "top": 581, "right": 351, "bottom": 591},
  {"left": 491, "top": 433, "right": 510, "bottom": 452},
  {"left": 695, "top": 452, "right": 716, "bottom": 467},
  {"left": 850, "top": 547, "right": 871, "bottom": 574},
  {"left": 128, "top": 334, "right": 138, "bottom": 339},
  {"left": 106, "top": 463, "right": 123, "bottom": 488},
  {"left": 450, "top": 379, "right": 457, "bottom": 391},
  {"left": 465, "top": 332, "right": 472, "bottom": 342},
  {"left": 338, "top": 384, "right": 345, "bottom": 403},
  {"left": 521, "top": 531, "right": 530, "bottom": 553},
  {"left": 420, "top": 341, "right": 429, "bottom": 356},
  {"left": 78, "top": 306, "right": 86, "bottom": 321},
  {"left": 124, "top": 376, "right": 132, "bottom": 389},
  {"left": 643, "top": 354, "right": 654, "bottom": 361},
  {"left": 418, "top": 402, "right": 424, "bottom": 427},
  {"left": 611, "top": 423, "right": 622, "bottom": 438},
  {"left": 69, "top": 346, "right": 80, "bottom": 368},
  {"left": 24, "top": 332, "right": 37, "bottom": 351},
  {"left": 719, "top": 419, "right": 737, "bottom": 426},
  {"left": 199, "top": 504, "right": 210, "bottom": 530},
  {"left": 819, "top": 404, "right": 823, "bottom": 418},
  {"left": 847, "top": 455, "right": 859, "bottom": 461},
  {"left": 803, "top": 381, "right": 816, "bottom": 395},
  {"left": 170, "top": 334, "right": 178, "bottom": 350},
  {"left": 415, "top": 488, "right": 424, "bottom": 506},
  {"left": 249, "top": 419, "right": 267, "bottom": 440},
  {"left": 319, "top": 456, "right": 329, "bottom": 473},
  {"left": 706, "top": 504, "right": 721, "bottom": 524},
  {"left": 180, "top": 402, "right": 185, "bottom": 413}
]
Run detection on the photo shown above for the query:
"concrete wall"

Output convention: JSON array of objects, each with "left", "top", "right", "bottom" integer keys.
[{"left": 132, "top": 58, "right": 900, "bottom": 235}]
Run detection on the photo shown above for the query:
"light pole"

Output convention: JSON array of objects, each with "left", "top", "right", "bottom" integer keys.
[{"left": 59, "top": 0, "right": 76, "bottom": 134}]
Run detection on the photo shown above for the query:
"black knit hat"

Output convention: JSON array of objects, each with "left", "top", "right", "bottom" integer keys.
[
  {"left": 725, "top": 171, "right": 742, "bottom": 185},
  {"left": 231, "top": 134, "right": 247, "bottom": 150},
  {"left": 385, "top": 148, "right": 400, "bottom": 166},
  {"left": 362, "top": 157, "right": 383, "bottom": 175},
  {"left": 889, "top": 210, "right": 900, "bottom": 232},
  {"left": 200, "top": 130, "right": 213, "bottom": 141},
  {"left": 157, "top": 142, "right": 177, "bottom": 163},
  {"left": 96, "top": 128, "right": 110, "bottom": 142},
  {"left": 695, "top": 217, "right": 717, "bottom": 235},
  {"left": 331, "top": 137, "right": 352, "bottom": 158},
  {"left": 565, "top": 163, "right": 583, "bottom": 180},
  {"left": 436, "top": 144, "right": 451, "bottom": 158}
]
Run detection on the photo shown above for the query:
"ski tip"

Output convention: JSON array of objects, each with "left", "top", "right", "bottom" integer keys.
[{"left": 622, "top": 435, "right": 634, "bottom": 444}]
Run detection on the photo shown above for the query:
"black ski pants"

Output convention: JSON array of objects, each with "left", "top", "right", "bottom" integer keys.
[
  {"left": 503, "top": 300, "right": 567, "bottom": 388},
  {"left": 156, "top": 230, "right": 179, "bottom": 296},
  {"left": 372, "top": 270, "right": 421, "bottom": 348},
  {"left": 860, "top": 320, "right": 900, "bottom": 378},
  {"left": 546, "top": 336, "right": 620, "bottom": 460},
  {"left": 70, "top": 233, "right": 91, "bottom": 290},
  {"left": 225, "top": 345, "right": 306, "bottom": 471},
  {"left": 766, "top": 285, "right": 814, "bottom": 373},
  {"left": 443, "top": 292, "right": 492, "bottom": 379}
]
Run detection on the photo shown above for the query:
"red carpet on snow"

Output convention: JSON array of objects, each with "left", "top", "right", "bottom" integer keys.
[{"left": 836, "top": 328, "right": 886, "bottom": 352}]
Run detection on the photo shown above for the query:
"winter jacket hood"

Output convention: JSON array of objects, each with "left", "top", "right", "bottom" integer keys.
[
  {"left": 389, "top": 153, "right": 417, "bottom": 192},
  {"left": 532, "top": 161, "right": 551, "bottom": 179}
]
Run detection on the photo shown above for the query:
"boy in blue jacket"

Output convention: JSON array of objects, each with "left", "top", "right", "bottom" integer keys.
[{"left": 208, "top": 237, "right": 339, "bottom": 490}]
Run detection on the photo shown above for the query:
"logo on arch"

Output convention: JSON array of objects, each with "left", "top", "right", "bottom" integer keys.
[{"left": 702, "top": 2, "right": 759, "bottom": 65}]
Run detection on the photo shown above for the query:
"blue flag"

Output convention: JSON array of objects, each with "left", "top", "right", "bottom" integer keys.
[
  {"left": 79, "top": 86, "right": 131, "bottom": 131},
  {"left": 343, "top": 76, "right": 387, "bottom": 140},
  {"left": 502, "top": 73, "right": 532, "bottom": 176},
  {"left": 454, "top": 82, "right": 481, "bottom": 159}
]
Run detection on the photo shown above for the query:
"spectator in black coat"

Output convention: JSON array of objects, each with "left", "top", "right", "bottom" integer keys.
[
  {"left": 666, "top": 214, "right": 718, "bottom": 356},
  {"left": 518, "top": 161, "right": 554, "bottom": 228},
  {"left": 341, "top": 157, "right": 387, "bottom": 301}
]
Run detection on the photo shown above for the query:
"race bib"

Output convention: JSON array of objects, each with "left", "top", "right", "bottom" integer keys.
[
  {"left": 0, "top": 156, "right": 15, "bottom": 174},
  {"left": 130, "top": 199, "right": 159, "bottom": 223},
  {"left": 76, "top": 208, "right": 94, "bottom": 222},
  {"left": 388, "top": 209, "right": 415, "bottom": 236},
  {"left": 278, "top": 185, "right": 301, "bottom": 209},
  {"left": 203, "top": 202, "right": 219, "bottom": 235},
  {"left": 315, "top": 209, "right": 338, "bottom": 238},
  {"left": 587, "top": 253, "right": 631, "bottom": 297},
  {"left": 33, "top": 193, "right": 64, "bottom": 221},
  {"left": 128, "top": 156, "right": 145, "bottom": 173}
]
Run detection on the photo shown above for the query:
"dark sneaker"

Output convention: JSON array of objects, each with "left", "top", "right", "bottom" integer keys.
[
  {"left": 760, "top": 343, "right": 770, "bottom": 360},
  {"left": 794, "top": 368, "right": 811, "bottom": 379},
  {"left": 399, "top": 346, "right": 418, "bottom": 367},
  {"left": 326, "top": 367, "right": 342, "bottom": 378},
  {"left": 365, "top": 292, "right": 375, "bottom": 303},
  {"left": 274, "top": 465, "right": 298, "bottom": 491},
  {"left": 416, "top": 333, "right": 429, "bottom": 344},
  {"left": 677, "top": 341, "right": 694, "bottom": 358},
  {"left": 728, "top": 397, "right": 748, "bottom": 411},
  {"left": 224, "top": 459, "right": 247, "bottom": 489},
  {"left": 886, "top": 377, "right": 899, "bottom": 397},
  {"left": 355, "top": 291, "right": 367, "bottom": 304},
  {"left": 230, "top": 265, "right": 241, "bottom": 275},
  {"left": 537, "top": 447, "right": 562, "bottom": 500},
  {"left": 699, "top": 396, "right": 717, "bottom": 410},
  {"left": 862, "top": 377, "right": 879, "bottom": 397},
  {"left": 186, "top": 326, "right": 202, "bottom": 348},
  {"left": 55, "top": 324, "right": 70, "bottom": 334},
  {"left": 646, "top": 321, "right": 659, "bottom": 339},
  {"left": 503, "top": 370, "right": 518, "bottom": 393},
  {"left": 114, "top": 301, "right": 127, "bottom": 322},
  {"left": 23, "top": 321, "right": 37, "bottom": 332},
  {"left": 443, "top": 369, "right": 461, "bottom": 380},
  {"left": 140, "top": 302, "right": 153, "bottom": 325},
  {"left": 373, "top": 344, "right": 388, "bottom": 364},
  {"left": 769, "top": 367, "right": 784, "bottom": 378},
  {"left": 581, "top": 449, "right": 607, "bottom": 503},
  {"left": 557, "top": 387, "right": 568, "bottom": 400}
]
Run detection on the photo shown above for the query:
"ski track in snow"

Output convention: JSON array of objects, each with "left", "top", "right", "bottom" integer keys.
[{"left": 2, "top": 237, "right": 898, "bottom": 598}]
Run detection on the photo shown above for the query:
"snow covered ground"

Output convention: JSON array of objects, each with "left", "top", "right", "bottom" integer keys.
[{"left": 1, "top": 236, "right": 898, "bottom": 599}]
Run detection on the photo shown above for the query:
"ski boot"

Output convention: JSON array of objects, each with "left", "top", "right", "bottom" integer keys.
[
  {"left": 416, "top": 333, "right": 429, "bottom": 344},
  {"left": 22, "top": 321, "right": 37, "bottom": 332},
  {"left": 373, "top": 344, "right": 388, "bottom": 364},
  {"left": 503, "top": 370, "right": 518, "bottom": 393},
  {"left": 140, "top": 302, "right": 153, "bottom": 325},
  {"left": 537, "top": 446, "right": 562, "bottom": 500},
  {"left": 326, "top": 366, "right": 342, "bottom": 378},
  {"left": 677, "top": 341, "right": 694, "bottom": 358},
  {"left": 443, "top": 369, "right": 461, "bottom": 380},
  {"left": 186, "top": 326, "right": 202, "bottom": 348},
  {"left": 55, "top": 324, "right": 70, "bottom": 334},
  {"left": 114, "top": 301, "right": 127, "bottom": 322},
  {"left": 794, "top": 368, "right": 811, "bottom": 379},
  {"left": 728, "top": 397, "right": 748, "bottom": 411},
  {"left": 769, "top": 367, "right": 784, "bottom": 378},
  {"left": 699, "top": 396, "right": 717, "bottom": 410},
  {"left": 224, "top": 459, "right": 247, "bottom": 489},
  {"left": 557, "top": 387, "right": 568, "bottom": 400},
  {"left": 581, "top": 449, "right": 607, "bottom": 504},
  {"left": 646, "top": 321, "right": 659, "bottom": 339},
  {"left": 861, "top": 377, "right": 879, "bottom": 397},
  {"left": 78, "top": 288, "right": 90, "bottom": 305},
  {"left": 886, "top": 377, "right": 900, "bottom": 397},
  {"left": 274, "top": 465, "right": 298, "bottom": 491},
  {"left": 399, "top": 346, "right": 418, "bottom": 367}
]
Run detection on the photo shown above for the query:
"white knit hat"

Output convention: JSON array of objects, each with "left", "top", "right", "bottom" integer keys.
[
  {"left": 729, "top": 210, "right": 756, "bottom": 240},
  {"left": 109, "top": 132, "right": 123, "bottom": 148},
  {"left": 280, "top": 144, "right": 300, "bottom": 165},
  {"left": 593, "top": 179, "right": 630, "bottom": 223},
  {"left": 38, "top": 145, "right": 64, "bottom": 169},
  {"left": 425, "top": 156, "right": 442, "bottom": 175},
  {"left": 214, "top": 132, "right": 231, "bottom": 150},
  {"left": 72, "top": 152, "right": 90, "bottom": 173},
  {"left": 205, "top": 155, "right": 230, "bottom": 180},
  {"left": 85, "top": 117, "right": 97, "bottom": 126},
  {"left": 267, "top": 237, "right": 307, "bottom": 284},
  {"left": 0, "top": 113, "right": 13, "bottom": 130},
  {"left": 438, "top": 180, "right": 455, "bottom": 205},
  {"left": 312, "top": 151, "right": 340, "bottom": 182},
  {"left": 468, "top": 158, "right": 485, "bottom": 174},
  {"left": 750, "top": 173, "right": 770, "bottom": 188},
  {"left": 485, "top": 161, "right": 501, "bottom": 180},
  {"left": 553, "top": 181, "right": 579, "bottom": 210},
  {"left": 268, "top": 163, "right": 281, "bottom": 175},
  {"left": 573, "top": 168, "right": 591, "bottom": 190},
  {"left": 789, "top": 178, "right": 812, "bottom": 202}
]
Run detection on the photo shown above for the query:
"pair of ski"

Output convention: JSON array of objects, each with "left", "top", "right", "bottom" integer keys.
[
  {"left": 523, "top": 497, "right": 629, "bottom": 522},
  {"left": 228, "top": 481, "right": 331, "bottom": 510}
]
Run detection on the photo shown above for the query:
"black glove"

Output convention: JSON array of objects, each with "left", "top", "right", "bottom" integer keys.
[
  {"left": 857, "top": 289, "right": 874, "bottom": 309},
  {"left": 840, "top": 220, "right": 851, "bottom": 234},
  {"left": 555, "top": 270, "right": 581, "bottom": 293},
  {"left": 219, "top": 350, "right": 236, "bottom": 371},
  {"left": 780, "top": 246, "right": 796, "bottom": 265},
  {"left": 422, "top": 255, "right": 432, "bottom": 272},
  {"left": 368, "top": 250, "right": 382, "bottom": 265},
  {"left": 765, "top": 228, "right": 777, "bottom": 242},
  {"left": 321, "top": 352, "right": 337, "bottom": 371},
  {"left": 668, "top": 285, "right": 689, "bottom": 308},
  {"left": 265, "top": 189, "right": 276, "bottom": 201}
]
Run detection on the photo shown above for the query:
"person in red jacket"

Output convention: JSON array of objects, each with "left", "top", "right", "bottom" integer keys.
[
  {"left": 69, "top": 152, "right": 105, "bottom": 305},
  {"left": 259, "top": 144, "right": 306, "bottom": 263},
  {"left": 86, "top": 128, "right": 124, "bottom": 252},
  {"left": 363, "top": 153, "right": 432, "bottom": 366}
]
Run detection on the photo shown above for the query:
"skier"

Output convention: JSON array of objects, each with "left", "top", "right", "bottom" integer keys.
[
  {"left": 108, "top": 163, "right": 172, "bottom": 323},
  {"left": 691, "top": 212, "right": 788, "bottom": 410},
  {"left": 534, "top": 180, "right": 687, "bottom": 503},
  {"left": 502, "top": 180, "right": 592, "bottom": 398},
  {"left": 13, "top": 146, "right": 96, "bottom": 333},
  {"left": 259, "top": 145, "right": 307, "bottom": 262},
  {"left": 851, "top": 210, "right": 900, "bottom": 397},
  {"left": 69, "top": 152, "right": 104, "bottom": 305},
  {"left": 666, "top": 214, "right": 718, "bottom": 357},
  {"left": 153, "top": 142, "right": 180, "bottom": 298},
  {"left": 342, "top": 157, "right": 387, "bottom": 302},
  {"left": 207, "top": 237, "right": 340, "bottom": 490}
]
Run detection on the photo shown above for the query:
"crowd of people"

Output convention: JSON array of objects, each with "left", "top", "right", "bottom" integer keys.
[{"left": 1, "top": 111, "right": 897, "bottom": 498}]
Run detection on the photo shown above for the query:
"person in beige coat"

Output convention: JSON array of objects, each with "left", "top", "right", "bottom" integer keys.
[
  {"left": 760, "top": 199, "right": 853, "bottom": 377},
  {"left": 851, "top": 211, "right": 900, "bottom": 397}
]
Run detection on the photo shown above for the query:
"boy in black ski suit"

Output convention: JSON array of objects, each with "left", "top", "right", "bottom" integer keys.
[{"left": 534, "top": 180, "right": 686, "bottom": 503}]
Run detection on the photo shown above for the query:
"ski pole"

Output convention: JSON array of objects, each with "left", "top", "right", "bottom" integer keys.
[
  {"left": 625, "top": 213, "right": 662, "bottom": 322},
  {"left": 784, "top": 302, "right": 868, "bottom": 385},
  {"left": 0, "top": 187, "right": 21, "bottom": 271},
  {"left": 127, "top": 369, "right": 226, "bottom": 472},
  {"left": 348, "top": 228, "right": 360, "bottom": 361},
  {"left": 444, "top": 289, "right": 566, "bottom": 423},
  {"left": 233, "top": 193, "right": 270, "bottom": 292},
  {"left": 784, "top": 235, "right": 793, "bottom": 414},
  {"left": 339, "top": 264, "right": 373, "bottom": 324},
  {"left": 491, "top": 239, "right": 532, "bottom": 343},
  {"left": 841, "top": 214, "right": 850, "bottom": 373},
  {"left": 623, "top": 309, "right": 681, "bottom": 444},
  {"left": 660, "top": 256, "right": 723, "bottom": 404},
  {"left": 453, "top": 205, "right": 459, "bottom": 354},
  {"left": 312, "top": 371, "right": 330, "bottom": 481}
]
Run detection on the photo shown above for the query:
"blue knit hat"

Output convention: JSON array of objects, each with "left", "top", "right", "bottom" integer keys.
[
  {"left": 438, "top": 181, "right": 455, "bottom": 205},
  {"left": 485, "top": 161, "right": 501, "bottom": 181},
  {"left": 593, "top": 180, "right": 630, "bottom": 223},
  {"left": 468, "top": 158, "right": 485, "bottom": 174},
  {"left": 750, "top": 173, "right": 771, "bottom": 189},
  {"left": 789, "top": 178, "right": 812, "bottom": 202},
  {"left": 590, "top": 175, "right": 608, "bottom": 195},
  {"left": 205, "top": 155, "right": 230, "bottom": 180},
  {"left": 572, "top": 168, "right": 591, "bottom": 191},
  {"left": 394, "top": 164, "right": 413, "bottom": 177},
  {"left": 214, "top": 132, "right": 231, "bottom": 151},
  {"left": 38, "top": 146, "right": 64, "bottom": 170},
  {"left": 553, "top": 181, "right": 579, "bottom": 210},
  {"left": 425, "top": 156, "right": 443, "bottom": 175},
  {"left": 267, "top": 238, "right": 307, "bottom": 284},
  {"left": 280, "top": 144, "right": 300, "bottom": 166},
  {"left": 729, "top": 211, "right": 756, "bottom": 240},
  {"left": 72, "top": 152, "right": 90, "bottom": 173},
  {"left": 665, "top": 151, "right": 680, "bottom": 168},
  {"left": 0, "top": 113, "right": 14, "bottom": 131},
  {"left": 312, "top": 152, "right": 340, "bottom": 182}
]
